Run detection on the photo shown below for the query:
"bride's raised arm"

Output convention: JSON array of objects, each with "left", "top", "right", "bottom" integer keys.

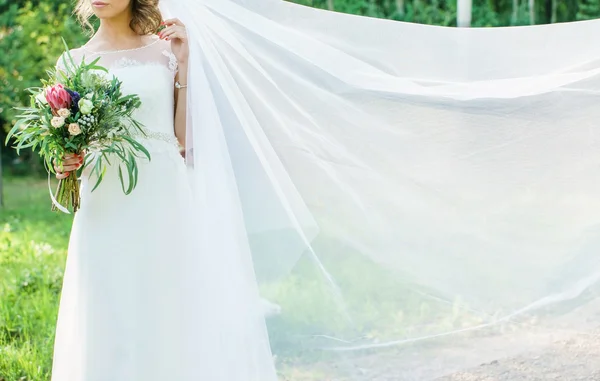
[{"left": 159, "top": 18, "right": 189, "bottom": 149}]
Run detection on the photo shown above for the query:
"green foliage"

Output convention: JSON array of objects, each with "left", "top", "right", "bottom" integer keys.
[
  {"left": 577, "top": 0, "right": 600, "bottom": 19},
  {"left": 287, "top": 0, "right": 600, "bottom": 26},
  {"left": 1, "top": 0, "right": 600, "bottom": 176},
  {"left": 0, "top": 1, "right": 87, "bottom": 175},
  {"left": 0, "top": 2, "right": 84, "bottom": 125}
]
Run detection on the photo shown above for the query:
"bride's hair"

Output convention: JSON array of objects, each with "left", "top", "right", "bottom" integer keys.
[{"left": 75, "top": 0, "right": 162, "bottom": 35}]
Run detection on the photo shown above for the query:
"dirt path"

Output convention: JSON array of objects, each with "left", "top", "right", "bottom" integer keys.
[
  {"left": 440, "top": 330, "right": 600, "bottom": 381},
  {"left": 298, "top": 327, "right": 600, "bottom": 380},
  {"left": 282, "top": 303, "right": 600, "bottom": 381}
]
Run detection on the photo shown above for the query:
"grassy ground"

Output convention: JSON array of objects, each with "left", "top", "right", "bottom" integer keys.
[
  {"left": 0, "top": 177, "right": 71, "bottom": 381},
  {"left": 0, "top": 177, "right": 483, "bottom": 381}
]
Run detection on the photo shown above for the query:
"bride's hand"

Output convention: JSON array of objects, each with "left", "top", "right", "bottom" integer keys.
[
  {"left": 159, "top": 18, "right": 189, "bottom": 64},
  {"left": 55, "top": 153, "right": 84, "bottom": 180}
]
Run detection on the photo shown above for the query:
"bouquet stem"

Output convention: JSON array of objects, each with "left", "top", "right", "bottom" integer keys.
[{"left": 52, "top": 171, "right": 81, "bottom": 213}]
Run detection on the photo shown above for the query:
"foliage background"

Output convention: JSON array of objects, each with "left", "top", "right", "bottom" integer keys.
[{"left": 1, "top": 0, "right": 600, "bottom": 175}]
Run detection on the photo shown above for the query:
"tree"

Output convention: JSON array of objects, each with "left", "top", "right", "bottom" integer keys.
[
  {"left": 396, "top": 0, "right": 405, "bottom": 16},
  {"left": 512, "top": 0, "right": 519, "bottom": 23},
  {"left": 577, "top": 0, "right": 600, "bottom": 19},
  {"left": 458, "top": 0, "right": 473, "bottom": 26}
]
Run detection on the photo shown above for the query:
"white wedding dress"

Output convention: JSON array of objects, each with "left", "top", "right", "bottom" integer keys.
[{"left": 51, "top": 37, "right": 278, "bottom": 381}]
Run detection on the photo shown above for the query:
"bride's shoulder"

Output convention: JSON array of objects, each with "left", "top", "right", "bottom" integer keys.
[
  {"left": 55, "top": 47, "right": 86, "bottom": 70},
  {"left": 149, "top": 36, "right": 174, "bottom": 56}
]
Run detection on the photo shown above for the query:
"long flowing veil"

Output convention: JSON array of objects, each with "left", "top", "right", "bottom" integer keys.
[{"left": 160, "top": 0, "right": 600, "bottom": 378}]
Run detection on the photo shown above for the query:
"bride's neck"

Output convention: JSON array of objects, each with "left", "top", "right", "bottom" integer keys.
[{"left": 93, "top": 15, "right": 142, "bottom": 49}]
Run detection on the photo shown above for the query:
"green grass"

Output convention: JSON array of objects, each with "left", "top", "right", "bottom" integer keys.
[
  {"left": 0, "top": 176, "right": 483, "bottom": 381},
  {"left": 0, "top": 177, "right": 72, "bottom": 381}
]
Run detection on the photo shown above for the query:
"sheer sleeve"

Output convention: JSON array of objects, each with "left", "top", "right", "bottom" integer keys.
[
  {"left": 54, "top": 48, "right": 86, "bottom": 74},
  {"left": 161, "top": 49, "right": 179, "bottom": 75},
  {"left": 55, "top": 53, "right": 67, "bottom": 72}
]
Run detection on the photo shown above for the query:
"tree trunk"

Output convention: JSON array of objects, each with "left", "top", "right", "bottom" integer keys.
[
  {"left": 529, "top": 0, "right": 536, "bottom": 24},
  {"left": 396, "top": 0, "right": 405, "bottom": 16},
  {"left": 327, "top": 0, "right": 334, "bottom": 10},
  {"left": 551, "top": 0, "right": 557, "bottom": 22},
  {"left": 512, "top": 0, "right": 519, "bottom": 24},
  {"left": 457, "top": 0, "right": 473, "bottom": 27}
]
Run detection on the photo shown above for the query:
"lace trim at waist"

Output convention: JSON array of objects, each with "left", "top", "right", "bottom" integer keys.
[{"left": 132, "top": 129, "right": 180, "bottom": 149}]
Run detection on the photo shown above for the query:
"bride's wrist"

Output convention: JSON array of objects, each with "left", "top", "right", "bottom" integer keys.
[{"left": 177, "top": 62, "right": 188, "bottom": 77}]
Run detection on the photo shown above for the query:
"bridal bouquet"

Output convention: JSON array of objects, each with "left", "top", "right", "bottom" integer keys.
[{"left": 6, "top": 42, "right": 150, "bottom": 213}]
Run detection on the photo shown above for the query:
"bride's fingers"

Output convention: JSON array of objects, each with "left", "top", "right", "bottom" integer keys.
[
  {"left": 55, "top": 158, "right": 82, "bottom": 172},
  {"left": 160, "top": 27, "right": 186, "bottom": 41},
  {"left": 59, "top": 154, "right": 84, "bottom": 165},
  {"left": 62, "top": 158, "right": 82, "bottom": 168},
  {"left": 66, "top": 156, "right": 81, "bottom": 164},
  {"left": 160, "top": 25, "right": 184, "bottom": 35},
  {"left": 56, "top": 164, "right": 79, "bottom": 172},
  {"left": 166, "top": 32, "right": 187, "bottom": 42},
  {"left": 163, "top": 18, "right": 184, "bottom": 27},
  {"left": 54, "top": 164, "right": 71, "bottom": 178},
  {"left": 159, "top": 26, "right": 175, "bottom": 39}
]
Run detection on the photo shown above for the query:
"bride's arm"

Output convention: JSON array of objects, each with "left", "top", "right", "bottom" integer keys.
[
  {"left": 174, "top": 62, "right": 188, "bottom": 149},
  {"left": 160, "top": 18, "right": 189, "bottom": 149}
]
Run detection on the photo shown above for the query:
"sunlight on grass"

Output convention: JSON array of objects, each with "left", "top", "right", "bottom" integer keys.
[
  {"left": 1, "top": 177, "right": 72, "bottom": 381},
  {"left": 0, "top": 177, "right": 483, "bottom": 380}
]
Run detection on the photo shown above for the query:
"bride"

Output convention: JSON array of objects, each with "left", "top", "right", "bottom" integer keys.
[{"left": 52, "top": 0, "right": 278, "bottom": 380}]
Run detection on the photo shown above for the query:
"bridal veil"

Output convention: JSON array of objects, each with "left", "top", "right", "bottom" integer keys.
[{"left": 160, "top": 0, "right": 600, "bottom": 377}]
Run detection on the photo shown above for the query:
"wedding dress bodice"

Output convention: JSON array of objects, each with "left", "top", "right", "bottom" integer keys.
[{"left": 63, "top": 36, "right": 180, "bottom": 155}]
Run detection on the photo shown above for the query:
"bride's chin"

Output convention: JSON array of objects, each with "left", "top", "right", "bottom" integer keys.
[
  {"left": 92, "top": 9, "right": 120, "bottom": 19},
  {"left": 93, "top": 12, "right": 113, "bottom": 18}
]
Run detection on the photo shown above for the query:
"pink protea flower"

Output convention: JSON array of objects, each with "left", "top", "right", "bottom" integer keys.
[{"left": 45, "top": 84, "right": 72, "bottom": 111}]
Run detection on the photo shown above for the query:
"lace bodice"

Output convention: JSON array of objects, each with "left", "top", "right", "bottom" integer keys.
[{"left": 57, "top": 36, "right": 180, "bottom": 154}]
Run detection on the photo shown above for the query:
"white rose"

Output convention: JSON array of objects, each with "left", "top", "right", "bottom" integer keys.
[
  {"left": 35, "top": 92, "right": 48, "bottom": 105},
  {"left": 51, "top": 116, "right": 65, "bottom": 128},
  {"left": 78, "top": 99, "right": 94, "bottom": 115},
  {"left": 85, "top": 93, "right": 94, "bottom": 100},
  {"left": 57, "top": 108, "right": 71, "bottom": 118},
  {"left": 68, "top": 123, "right": 82, "bottom": 136}
]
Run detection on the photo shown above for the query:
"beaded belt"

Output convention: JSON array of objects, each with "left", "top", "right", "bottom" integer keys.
[{"left": 132, "top": 129, "right": 180, "bottom": 148}]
